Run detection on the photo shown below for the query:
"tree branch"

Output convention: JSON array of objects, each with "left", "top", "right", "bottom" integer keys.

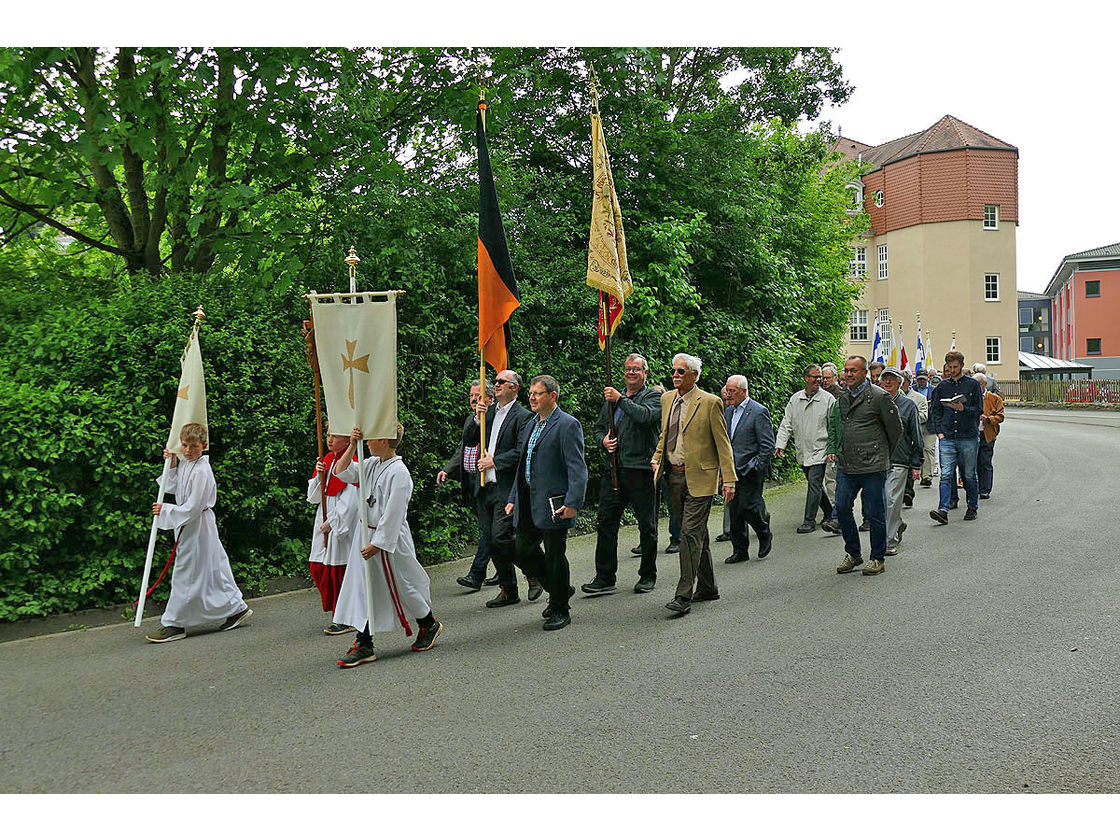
[
  {"left": 0, "top": 184, "right": 129, "bottom": 256},
  {"left": 116, "top": 47, "right": 152, "bottom": 254}
]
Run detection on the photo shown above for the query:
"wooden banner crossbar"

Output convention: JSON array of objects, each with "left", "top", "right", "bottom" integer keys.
[{"left": 303, "top": 290, "right": 405, "bottom": 302}]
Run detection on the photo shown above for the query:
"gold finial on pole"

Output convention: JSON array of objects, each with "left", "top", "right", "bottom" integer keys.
[
  {"left": 192, "top": 305, "right": 205, "bottom": 327},
  {"left": 345, "top": 246, "right": 360, "bottom": 294}
]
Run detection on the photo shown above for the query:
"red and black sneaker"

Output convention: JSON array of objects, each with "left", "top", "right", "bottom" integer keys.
[
  {"left": 337, "top": 640, "right": 376, "bottom": 668},
  {"left": 411, "top": 620, "right": 443, "bottom": 652}
]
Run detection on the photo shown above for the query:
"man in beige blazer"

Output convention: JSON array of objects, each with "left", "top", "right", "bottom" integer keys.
[{"left": 651, "top": 353, "right": 738, "bottom": 615}]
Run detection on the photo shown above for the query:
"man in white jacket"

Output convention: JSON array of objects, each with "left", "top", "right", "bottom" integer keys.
[{"left": 773, "top": 365, "right": 837, "bottom": 534}]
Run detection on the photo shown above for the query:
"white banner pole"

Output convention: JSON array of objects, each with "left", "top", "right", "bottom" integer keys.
[
  {"left": 356, "top": 440, "right": 377, "bottom": 637},
  {"left": 134, "top": 458, "right": 170, "bottom": 627}
]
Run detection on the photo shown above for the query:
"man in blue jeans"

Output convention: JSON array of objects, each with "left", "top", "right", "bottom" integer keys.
[
  {"left": 827, "top": 355, "right": 902, "bottom": 576},
  {"left": 928, "top": 350, "right": 984, "bottom": 524}
]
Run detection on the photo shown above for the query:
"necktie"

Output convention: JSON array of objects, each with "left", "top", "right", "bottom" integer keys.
[{"left": 665, "top": 398, "right": 683, "bottom": 454}]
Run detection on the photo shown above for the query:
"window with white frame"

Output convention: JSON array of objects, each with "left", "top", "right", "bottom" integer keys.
[
  {"left": 850, "top": 246, "right": 867, "bottom": 278},
  {"left": 846, "top": 183, "right": 864, "bottom": 213},
  {"left": 849, "top": 309, "right": 869, "bottom": 342},
  {"left": 877, "top": 244, "right": 888, "bottom": 280},
  {"left": 983, "top": 204, "right": 998, "bottom": 230},
  {"left": 986, "top": 336, "right": 1001, "bottom": 364},
  {"left": 874, "top": 190, "right": 884, "bottom": 208},
  {"left": 984, "top": 273, "right": 1000, "bottom": 301}
]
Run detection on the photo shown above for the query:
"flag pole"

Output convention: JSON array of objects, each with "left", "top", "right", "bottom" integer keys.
[
  {"left": 603, "top": 295, "right": 620, "bottom": 491},
  {"left": 478, "top": 90, "right": 489, "bottom": 488},
  {"left": 134, "top": 305, "right": 204, "bottom": 627},
  {"left": 304, "top": 291, "right": 329, "bottom": 548}
]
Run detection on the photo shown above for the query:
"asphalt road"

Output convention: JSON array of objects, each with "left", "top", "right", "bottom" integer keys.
[{"left": 3, "top": 406, "right": 1118, "bottom": 793}]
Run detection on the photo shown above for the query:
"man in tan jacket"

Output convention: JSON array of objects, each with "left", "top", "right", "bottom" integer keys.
[
  {"left": 976, "top": 373, "right": 1004, "bottom": 499},
  {"left": 651, "top": 353, "right": 737, "bottom": 615}
]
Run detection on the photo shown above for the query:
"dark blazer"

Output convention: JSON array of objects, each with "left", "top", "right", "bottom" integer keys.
[
  {"left": 724, "top": 398, "right": 775, "bottom": 479},
  {"left": 465, "top": 399, "right": 532, "bottom": 502},
  {"left": 591, "top": 384, "right": 661, "bottom": 470},
  {"left": 442, "top": 411, "right": 483, "bottom": 503},
  {"left": 508, "top": 406, "right": 587, "bottom": 531},
  {"left": 890, "top": 393, "right": 925, "bottom": 470}
]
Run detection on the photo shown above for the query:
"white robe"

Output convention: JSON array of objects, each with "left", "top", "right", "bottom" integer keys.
[
  {"left": 306, "top": 475, "right": 358, "bottom": 567},
  {"left": 156, "top": 455, "right": 247, "bottom": 628},
  {"left": 331, "top": 456, "right": 431, "bottom": 633}
]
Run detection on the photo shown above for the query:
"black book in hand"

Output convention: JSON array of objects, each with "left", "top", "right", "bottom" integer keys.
[{"left": 548, "top": 494, "right": 567, "bottom": 520}]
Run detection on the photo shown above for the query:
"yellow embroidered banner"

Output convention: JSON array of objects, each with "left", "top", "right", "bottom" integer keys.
[{"left": 586, "top": 91, "right": 632, "bottom": 348}]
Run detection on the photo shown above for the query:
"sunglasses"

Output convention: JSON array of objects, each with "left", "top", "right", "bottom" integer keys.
[
  {"left": 495, "top": 379, "right": 514, "bottom": 386},
  {"left": 672, "top": 367, "right": 690, "bottom": 375}
]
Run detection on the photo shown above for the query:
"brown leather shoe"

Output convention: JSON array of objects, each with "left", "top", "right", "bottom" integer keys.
[{"left": 485, "top": 588, "right": 520, "bottom": 608}]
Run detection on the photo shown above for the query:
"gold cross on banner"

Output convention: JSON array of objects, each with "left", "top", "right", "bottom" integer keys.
[
  {"left": 342, "top": 339, "right": 370, "bottom": 409},
  {"left": 177, "top": 385, "right": 190, "bottom": 400}
]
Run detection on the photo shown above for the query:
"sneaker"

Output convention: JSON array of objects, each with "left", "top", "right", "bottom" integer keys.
[
  {"left": 633, "top": 577, "right": 655, "bottom": 594},
  {"left": 929, "top": 509, "right": 949, "bottom": 525},
  {"left": 963, "top": 508, "right": 978, "bottom": 521},
  {"left": 543, "top": 586, "right": 576, "bottom": 618},
  {"left": 337, "top": 640, "right": 377, "bottom": 668},
  {"left": 862, "top": 559, "right": 885, "bottom": 575},
  {"left": 664, "top": 597, "right": 691, "bottom": 614},
  {"left": 411, "top": 620, "right": 443, "bottom": 651},
  {"left": 323, "top": 623, "right": 354, "bottom": 635},
  {"left": 526, "top": 579, "right": 545, "bottom": 602},
  {"left": 581, "top": 578, "right": 616, "bottom": 596},
  {"left": 979, "top": 493, "right": 991, "bottom": 500},
  {"left": 456, "top": 575, "right": 483, "bottom": 591},
  {"left": 884, "top": 545, "right": 899, "bottom": 556},
  {"left": 898, "top": 522, "right": 907, "bottom": 537},
  {"left": 796, "top": 522, "right": 816, "bottom": 534},
  {"left": 146, "top": 625, "right": 186, "bottom": 643},
  {"left": 543, "top": 611, "right": 571, "bottom": 631},
  {"left": 821, "top": 520, "right": 841, "bottom": 535},
  {"left": 219, "top": 607, "right": 252, "bottom": 632},
  {"left": 836, "top": 554, "right": 864, "bottom": 574},
  {"left": 665, "top": 540, "right": 681, "bottom": 554}
]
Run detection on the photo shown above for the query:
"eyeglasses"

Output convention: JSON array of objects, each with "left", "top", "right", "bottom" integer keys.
[
  {"left": 806, "top": 375, "right": 822, "bottom": 380},
  {"left": 672, "top": 367, "right": 690, "bottom": 375},
  {"left": 495, "top": 379, "right": 514, "bottom": 387}
]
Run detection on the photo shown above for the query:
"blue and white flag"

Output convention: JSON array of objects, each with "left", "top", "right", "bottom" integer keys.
[
  {"left": 872, "top": 321, "right": 884, "bottom": 364},
  {"left": 915, "top": 317, "right": 926, "bottom": 373}
]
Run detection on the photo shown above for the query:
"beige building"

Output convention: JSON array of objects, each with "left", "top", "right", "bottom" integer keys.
[{"left": 834, "top": 116, "right": 1019, "bottom": 375}]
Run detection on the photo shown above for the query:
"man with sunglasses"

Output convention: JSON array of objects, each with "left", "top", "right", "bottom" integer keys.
[
  {"left": 470, "top": 369, "right": 536, "bottom": 607},
  {"left": 774, "top": 364, "right": 836, "bottom": 534},
  {"left": 651, "top": 354, "right": 737, "bottom": 616}
]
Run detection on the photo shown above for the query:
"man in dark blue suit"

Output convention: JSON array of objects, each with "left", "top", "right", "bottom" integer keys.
[
  {"left": 505, "top": 374, "right": 588, "bottom": 630},
  {"left": 722, "top": 375, "right": 775, "bottom": 563}
]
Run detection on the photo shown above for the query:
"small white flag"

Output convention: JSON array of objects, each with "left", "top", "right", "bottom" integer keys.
[{"left": 165, "top": 324, "right": 208, "bottom": 454}]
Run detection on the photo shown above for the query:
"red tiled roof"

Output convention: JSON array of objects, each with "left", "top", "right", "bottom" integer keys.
[{"left": 835, "top": 116, "right": 1017, "bottom": 171}]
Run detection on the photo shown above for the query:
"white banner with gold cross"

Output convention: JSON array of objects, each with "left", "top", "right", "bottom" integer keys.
[
  {"left": 165, "top": 322, "right": 208, "bottom": 454},
  {"left": 310, "top": 293, "right": 398, "bottom": 439}
]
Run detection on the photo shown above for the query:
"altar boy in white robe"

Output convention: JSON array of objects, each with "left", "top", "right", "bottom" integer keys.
[
  {"left": 307, "top": 432, "right": 359, "bottom": 635},
  {"left": 332, "top": 423, "right": 442, "bottom": 667},
  {"left": 147, "top": 422, "right": 252, "bottom": 642}
]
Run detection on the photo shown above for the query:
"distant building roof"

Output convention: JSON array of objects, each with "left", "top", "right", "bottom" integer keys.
[
  {"left": 834, "top": 115, "right": 1017, "bottom": 172},
  {"left": 1019, "top": 351, "right": 1092, "bottom": 372},
  {"left": 1045, "top": 241, "right": 1120, "bottom": 296}
]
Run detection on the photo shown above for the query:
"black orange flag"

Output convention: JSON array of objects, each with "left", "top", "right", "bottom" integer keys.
[{"left": 477, "top": 97, "right": 520, "bottom": 373}]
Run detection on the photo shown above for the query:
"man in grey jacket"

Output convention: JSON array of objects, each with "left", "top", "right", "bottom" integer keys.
[
  {"left": 774, "top": 364, "right": 836, "bottom": 533},
  {"left": 828, "top": 356, "right": 902, "bottom": 576},
  {"left": 880, "top": 368, "right": 924, "bottom": 557}
]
